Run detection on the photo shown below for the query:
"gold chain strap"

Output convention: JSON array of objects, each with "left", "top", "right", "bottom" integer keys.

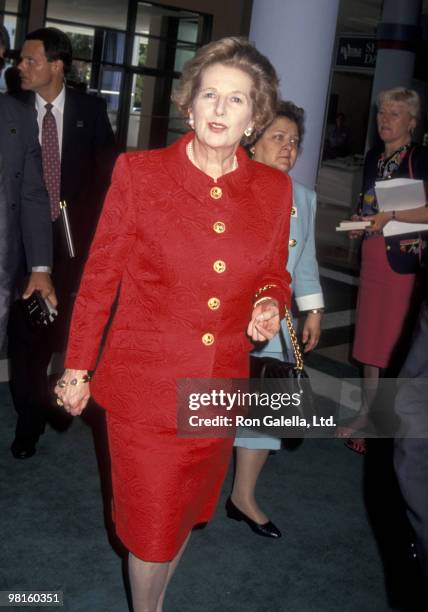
[{"left": 284, "top": 306, "right": 304, "bottom": 371}]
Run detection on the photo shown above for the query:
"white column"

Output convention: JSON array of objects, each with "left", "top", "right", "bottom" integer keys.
[
  {"left": 249, "top": 0, "right": 340, "bottom": 189},
  {"left": 366, "top": 0, "right": 422, "bottom": 147}
]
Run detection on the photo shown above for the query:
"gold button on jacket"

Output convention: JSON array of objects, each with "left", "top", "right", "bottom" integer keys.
[
  {"left": 213, "top": 221, "right": 226, "bottom": 233},
  {"left": 202, "top": 333, "right": 215, "bottom": 346},
  {"left": 213, "top": 260, "right": 226, "bottom": 273},
  {"left": 208, "top": 297, "right": 220, "bottom": 310},
  {"left": 289, "top": 239, "right": 297, "bottom": 247},
  {"left": 291, "top": 207, "right": 297, "bottom": 217},
  {"left": 210, "top": 186, "right": 223, "bottom": 199}
]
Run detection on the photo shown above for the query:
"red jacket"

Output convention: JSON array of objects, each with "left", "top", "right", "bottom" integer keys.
[{"left": 65, "top": 133, "right": 292, "bottom": 424}]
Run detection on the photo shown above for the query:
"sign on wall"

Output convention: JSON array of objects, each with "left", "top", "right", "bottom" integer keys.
[{"left": 336, "top": 37, "right": 377, "bottom": 70}]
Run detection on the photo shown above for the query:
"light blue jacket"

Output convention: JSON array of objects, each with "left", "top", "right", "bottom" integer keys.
[{"left": 254, "top": 179, "right": 324, "bottom": 355}]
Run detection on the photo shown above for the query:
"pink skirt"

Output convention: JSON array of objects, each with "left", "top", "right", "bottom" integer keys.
[{"left": 353, "top": 236, "right": 417, "bottom": 368}]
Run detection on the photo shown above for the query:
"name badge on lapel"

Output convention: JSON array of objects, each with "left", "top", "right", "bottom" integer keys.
[{"left": 76, "top": 120, "right": 84, "bottom": 128}]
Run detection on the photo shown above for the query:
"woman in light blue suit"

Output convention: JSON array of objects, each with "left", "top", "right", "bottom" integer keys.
[{"left": 227, "top": 101, "right": 324, "bottom": 538}]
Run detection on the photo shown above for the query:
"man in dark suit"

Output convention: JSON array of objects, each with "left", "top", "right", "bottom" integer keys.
[
  {"left": 17, "top": 27, "right": 117, "bottom": 295},
  {"left": 8, "top": 27, "right": 117, "bottom": 458},
  {"left": 394, "top": 298, "right": 428, "bottom": 608},
  {"left": 0, "top": 26, "right": 54, "bottom": 349}
]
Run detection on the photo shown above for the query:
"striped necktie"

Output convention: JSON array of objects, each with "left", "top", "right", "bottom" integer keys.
[{"left": 41, "top": 103, "right": 61, "bottom": 221}]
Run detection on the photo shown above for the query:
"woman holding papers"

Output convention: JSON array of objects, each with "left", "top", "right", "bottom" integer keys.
[{"left": 338, "top": 88, "right": 428, "bottom": 454}]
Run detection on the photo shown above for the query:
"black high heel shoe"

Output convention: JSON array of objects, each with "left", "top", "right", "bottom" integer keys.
[{"left": 225, "top": 497, "right": 282, "bottom": 539}]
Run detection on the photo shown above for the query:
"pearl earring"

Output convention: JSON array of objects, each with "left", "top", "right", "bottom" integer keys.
[
  {"left": 244, "top": 126, "right": 253, "bottom": 137},
  {"left": 188, "top": 117, "right": 194, "bottom": 129}
]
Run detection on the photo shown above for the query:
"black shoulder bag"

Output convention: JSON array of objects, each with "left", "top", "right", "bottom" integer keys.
[
  {"left": 249, "top": 306, "right": 314, "bottom": 426},
  {"left": 384, "top": 147, "right": 428, "bottom": 274}
]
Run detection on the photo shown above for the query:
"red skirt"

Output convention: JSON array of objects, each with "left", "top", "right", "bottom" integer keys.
[
  {"left": 106, "top": 413, "right": 233, "bottom": 562},
  {"left": 353, "top": 236, "right": 417, "bottom": 368}
]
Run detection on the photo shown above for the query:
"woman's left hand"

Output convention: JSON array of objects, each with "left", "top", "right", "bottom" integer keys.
[
  {"left": 362, "top": 211, "right": 392, "bottom": 233},
  {"left": 247, "top": 299, "right": 280, "bottom": 342},
  {"left": 302, "top": 311, "right": 322, "bottom": 352}
]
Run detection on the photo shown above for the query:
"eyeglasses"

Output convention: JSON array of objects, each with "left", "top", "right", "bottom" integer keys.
[
  {"left": 284, "top": 137, "right": 299, "bottom": 149},
  {"left": 272, "top": 134, "right": 300, "bottom": 149}
]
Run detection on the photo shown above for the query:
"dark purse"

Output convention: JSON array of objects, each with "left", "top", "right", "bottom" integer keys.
[
  {"left": 384, "top": 232, "right": 428, "bottom": 274},
  {"left": 384, "top": 147, "right": 428, "bottom": 274},
  {"left": 249, "top": 306, "right": 314, "bottom": 426}
]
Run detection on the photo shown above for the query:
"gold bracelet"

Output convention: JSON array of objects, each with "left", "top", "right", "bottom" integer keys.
[
  {"left": 254, "top": 284, "right": 278, "bottom": 300},
  {"left": 57, "top": 374, "right": 91, "bottom": 388},
  {"left": 253, "top": 296, "right": 274, "bottom": 308}
]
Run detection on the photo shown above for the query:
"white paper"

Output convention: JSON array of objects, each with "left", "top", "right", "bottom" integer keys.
[
  {"left": 374, "top": 178, "right": 428, "bottom": 237},
  {"left": 383, "top": 221, "right": 428, "bottom": 237},
  {"left": 375, "top": 178, "right": 426, "bottom": 212},
  {"left": 336, "top": 220, "right": 371, "bottom": 232}
]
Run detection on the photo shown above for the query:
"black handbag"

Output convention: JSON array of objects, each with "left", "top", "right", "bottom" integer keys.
[
  {"left": 383, "top": 147, "right": 428, "bottom": 274},
  {"left": 249, "top": 306, "right": 314, "bottom": 428},
  {"left": 384, "top": 232, "right": 428, "bottom": 274}
]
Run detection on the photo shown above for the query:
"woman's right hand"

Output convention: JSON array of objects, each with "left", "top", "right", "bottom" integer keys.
[
  {"left": 248, "top": 299, "right": 280, "bottom": 341},
  {"left": 54, "top": 369, "right": 91, "bottom": 416},
  {"left": 348, "top": 214, "right": 365, "bottom": 239}
]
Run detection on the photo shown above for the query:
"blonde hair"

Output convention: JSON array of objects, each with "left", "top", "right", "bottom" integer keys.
[
  {"left": 171, "top": 36, "right": 279, "bottom": 144},
  {"left": 377, "top": 88, "right": 421, "bottom": 121}
]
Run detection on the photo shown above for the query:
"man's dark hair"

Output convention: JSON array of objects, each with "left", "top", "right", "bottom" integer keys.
[
  {"left": 25, "top": 27, "right": 73, "bottom": 74},
  {"left": 0, "top": 24, "right": 10, "bottom": 52}
]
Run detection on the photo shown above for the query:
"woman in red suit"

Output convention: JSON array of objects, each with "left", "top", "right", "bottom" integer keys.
[{"left": 55, "top": 37, "right": 292, "bottom": 611}]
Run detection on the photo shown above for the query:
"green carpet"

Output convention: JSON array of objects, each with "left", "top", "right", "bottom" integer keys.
[{"left": 0, "top": 383, "right": 414, "bottom": 611}]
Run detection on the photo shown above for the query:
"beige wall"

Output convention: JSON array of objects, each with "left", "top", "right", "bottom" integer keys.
[
  {"left": 166, "top": 0, "right": 253, "bottom": 38},
  {"left": 28, "top": 0, "right": 253, "bottom": 38}
]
